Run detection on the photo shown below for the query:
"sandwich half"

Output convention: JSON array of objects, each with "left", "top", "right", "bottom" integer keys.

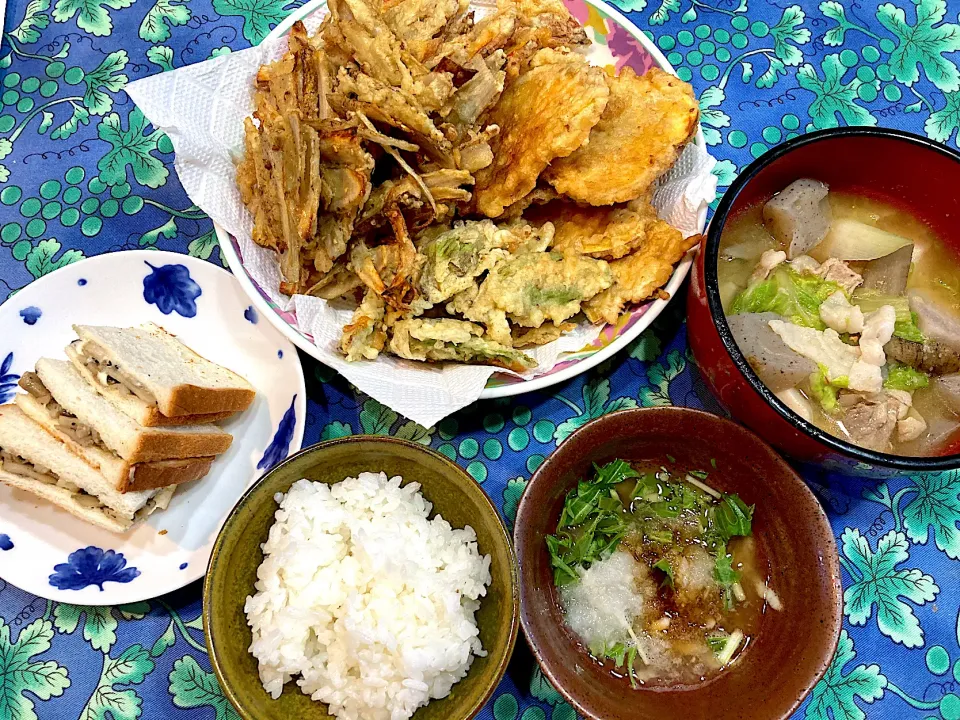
[
  {"left": 0, "top": 405, "right": 175, "bottom": 533},
  {"left": 18, "top": 359, "right": 230, "bottom": 490},
  {"left": 67, "top": 323, "right": 256, "bottom": 426}
]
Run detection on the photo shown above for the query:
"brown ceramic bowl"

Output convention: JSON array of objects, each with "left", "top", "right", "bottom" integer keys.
[
  {"left": 514, "top": 407, "right": 841, "bottom": 720},
  {"left": 204, "top": 436, "right": 519, "bottom": 720}
]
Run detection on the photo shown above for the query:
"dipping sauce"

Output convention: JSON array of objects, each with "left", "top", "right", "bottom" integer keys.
[{"left": 547, "top": 459, "right": 779, "bottom": 686}]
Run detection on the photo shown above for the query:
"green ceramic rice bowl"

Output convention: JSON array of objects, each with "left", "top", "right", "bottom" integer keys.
[{"left": 203, "top": 436, "right": 520, "bottom": 720}]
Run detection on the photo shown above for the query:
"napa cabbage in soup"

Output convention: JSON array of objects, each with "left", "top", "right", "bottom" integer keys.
[{"left": 718, "top": 179, "right": 960, "bottom": 457}]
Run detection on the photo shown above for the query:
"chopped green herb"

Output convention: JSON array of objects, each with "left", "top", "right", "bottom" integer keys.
[
  {"left": 666, "top": 454, "right": 676, "bottom": 463},
  {"left": 549, "top": 459, "right": 762, "bottom": 682},
  {"left": 714, "top": 552, "right": 741, "bottom": 586},
  {"left": 710, "top": 458, "right": 718, "bottom": 469},
  {"left": 647, "top": 529, "right": 674, "bottom": 544},
  {"left": 713, "top": 494, "right": 754, "bottom": 541},
  {"left": 653, "top": 558, "right": 675, "bottom": 588},
  {"left": 547, "top": 460, "right": 635, "bottom": 585},
  {"left": 706, "top": 633, "right": 728, "bottom": 655}
]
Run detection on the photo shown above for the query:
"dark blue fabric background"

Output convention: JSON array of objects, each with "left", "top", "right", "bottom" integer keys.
[{"left": 4, "top": 0, "right": 960, "bottom": 716}]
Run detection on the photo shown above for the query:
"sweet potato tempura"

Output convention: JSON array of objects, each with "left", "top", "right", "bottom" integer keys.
[{"left": 544, "top": 67, "right": 699, "bottom": 206}]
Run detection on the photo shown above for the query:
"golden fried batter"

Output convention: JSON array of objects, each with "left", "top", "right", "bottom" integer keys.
[
  {"left": 340, "top": 289, "right": 387, "bottom": 360},
  {"left": 544, "top": 67, "right": 699, "bottom": 205},
  {"left": 512, "top": 321, "right": 575, "bottom": 347},
  {"left": 583, "top": 218, "right": 700, "bottom": 325},
  {"left": 472, "top": 48, "right": 609, "bottom": 218},
  {"left": 530, "top": 196, "right": 659, "bottom": 260},
  {"left": 463, "top": 247, "right": 612, "bottom": 344},
  {"left": 389, "top": 318, "right": 536, "bottom": 371}
]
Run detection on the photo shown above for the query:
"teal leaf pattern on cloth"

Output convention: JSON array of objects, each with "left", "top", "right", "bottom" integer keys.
[
  {"left": 0, "top": 619, "right": 70, "bottom": 720},
  {"left": 139, "top": 0, "right": 192, "bottom": 42},
  {"left": 876, "top": 0, "right": 960, "bottom": 92},
  {"left": 841, "top": 528, "right": 938, "bottom": 648},
  {"left": 211, "top": 0, "right": 297, "bottom": 44},
  {"left": 10, "top": 0, "right": 52, "bottom": 43},
  {"left": 806, "top": 630, "right": 886, "bottom": 720},
  {"left": 901, "top": 471, "right": 960, "bottom": 559},
  {"left": 553, "top": 376, "right": 638, "bottom": 443},
  {"left": 168, "top": 656, "right": 240, "bottom": 720},
  {"left": 3, "top": 0, "right": 960, "bottom": 717},
  {"left": 797, "top": 54, "right": 878, "bottom": 129},
  {"left": 52, "top": 0, "right": 135, "bottom": 36},
  {"left": 97, "top": 107, "right": 170, "bottom": 189}
]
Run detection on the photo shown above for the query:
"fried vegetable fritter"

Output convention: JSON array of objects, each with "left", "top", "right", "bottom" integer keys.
[
  {"left": 236, "top": 0, "right": 702, "bottom": 370},
  {"left": 512, "top": 321, "right": 576, "bottom": 348},
  {"left": 460, "top": 246, "right": 613, "bottom": 343},
  {"left": 389, "top": 318, "right": 536, "bottom": 371},
  {"left": 583, "top": 220, "right": 700, "bottom": 325},
  {"left": 418, "top": 219, "right": 539, "bottom": 305},
  {"left": 544, "top": 67, "right": 699, "bottom": 206},
  {"left": 530, "top": 196, "right": 658, "bottom": 260},
  {"left": 472, "top": 49, "right": 609, "bottom": 218},
  {"left": 340, "top": 290, "right": 387, "bottom": 360}
]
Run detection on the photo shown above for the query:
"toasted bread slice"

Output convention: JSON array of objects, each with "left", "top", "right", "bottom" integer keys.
[
  {"left": 70, "top": 323, "right": 255, "bottom": 424},
  {"left": 35, "top": 358, "right": 233, "bottom": 463},
  {"left": 0, "top": 405, "right": 175, "bottom": 532},
  {"left": 17, "top": 393, "right": 215, "bottom": 493}
]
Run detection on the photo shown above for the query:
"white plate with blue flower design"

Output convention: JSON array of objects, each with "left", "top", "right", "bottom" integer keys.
[{"left": 0, "top": 250, "right": 306, "bottom": 605}]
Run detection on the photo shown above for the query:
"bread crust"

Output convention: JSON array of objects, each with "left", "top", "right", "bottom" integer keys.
[
  {"left": 66, "top": 344, "right": 248, "bottom": 426},
  {"left": 162, "top": 384, "right": 256, "bottom": 418},
  {"left": 124, "top": 457, "right": 214, "bottom": 493},
  {"left": 119, "top": 427, "right": 232, "bottom": 463}
]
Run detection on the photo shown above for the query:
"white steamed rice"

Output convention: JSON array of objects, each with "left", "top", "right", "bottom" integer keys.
[{"left": 244, "top": 471, "right": 492, "bottom": 720}]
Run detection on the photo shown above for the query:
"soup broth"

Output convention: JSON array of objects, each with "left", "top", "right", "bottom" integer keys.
[
  {"left": 719, "top": 186, "right": 960, "bottom": 457},
  {"left": 548, "top": 459, "right": 775, "bottom": 687}
]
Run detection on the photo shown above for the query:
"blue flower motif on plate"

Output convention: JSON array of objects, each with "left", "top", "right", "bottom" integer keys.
[
  {"left": 77, "top": 278, "right": 87, "bottom": 286},
  {"left": 0, "top": 534, "right": 12, "bottom": 551},
  {"left": 0, "top": 353, "right": 19, "bottom": 404},
  {"left": 257, "top": 395, "right": 297, "bottom": 471},
  {"left": 19, "top": 307, "right": 41, "bottom": 325},
  {"left": 48, "top": 546, "right": 141, "bottom": 591},
  {"left": 244, "top": 305, "right": 259, "bottom": 324},
  {"left": 142, "top": 262, "right": 202, "bottom": 318}
]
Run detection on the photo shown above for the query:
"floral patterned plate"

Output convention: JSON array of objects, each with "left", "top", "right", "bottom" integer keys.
[
  {"left": 0, "top": 250, "right": 307, "bottom": 605},
  {"left": 215, "top": 0, "right": 709, "bottom": 399}
]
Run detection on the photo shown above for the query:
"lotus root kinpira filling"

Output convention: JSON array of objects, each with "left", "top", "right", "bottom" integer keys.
[
  {"left": 547, "top": 459, "right": 779, "bottom": 686},
  {"left": 718, "top": 179, "right": 960, "bottom": 457}
]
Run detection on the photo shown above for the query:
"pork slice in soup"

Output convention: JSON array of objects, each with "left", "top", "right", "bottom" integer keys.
[{"left": 719, "top": 181, "right": 960, "bottom": 457}]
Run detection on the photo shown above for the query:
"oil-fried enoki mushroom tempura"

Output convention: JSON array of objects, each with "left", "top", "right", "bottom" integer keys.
[{"left": 235, "top": 0, "right": 701, "bottom": 369}]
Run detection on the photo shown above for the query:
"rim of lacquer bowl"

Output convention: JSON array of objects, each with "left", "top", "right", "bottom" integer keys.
[
  {"left": 512, "top": 406, "right": 842, "bottom": 720},
  {"left": 214, "top": 0, "right": 709, "bottom": 400},
  {"left": 705, "top": 126, "right": 960, "bottom": 473}
]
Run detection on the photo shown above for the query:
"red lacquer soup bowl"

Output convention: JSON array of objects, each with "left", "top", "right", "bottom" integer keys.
[{"left": 687, "top": 127, "right": 960, "bottom": 477}]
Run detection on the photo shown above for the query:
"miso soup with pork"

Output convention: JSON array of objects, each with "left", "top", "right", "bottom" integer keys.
[{"left": 718, "top": 179, "right": 960, "bottom": 456}]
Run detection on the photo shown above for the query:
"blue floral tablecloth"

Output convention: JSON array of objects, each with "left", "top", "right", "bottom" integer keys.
[{"left": 2, "top": 0, "right": 960, "bottom": 717}]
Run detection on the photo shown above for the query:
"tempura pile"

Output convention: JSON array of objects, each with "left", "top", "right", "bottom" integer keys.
[{"left": 235, "top": 0, "right": 701, "bottom": 370}]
